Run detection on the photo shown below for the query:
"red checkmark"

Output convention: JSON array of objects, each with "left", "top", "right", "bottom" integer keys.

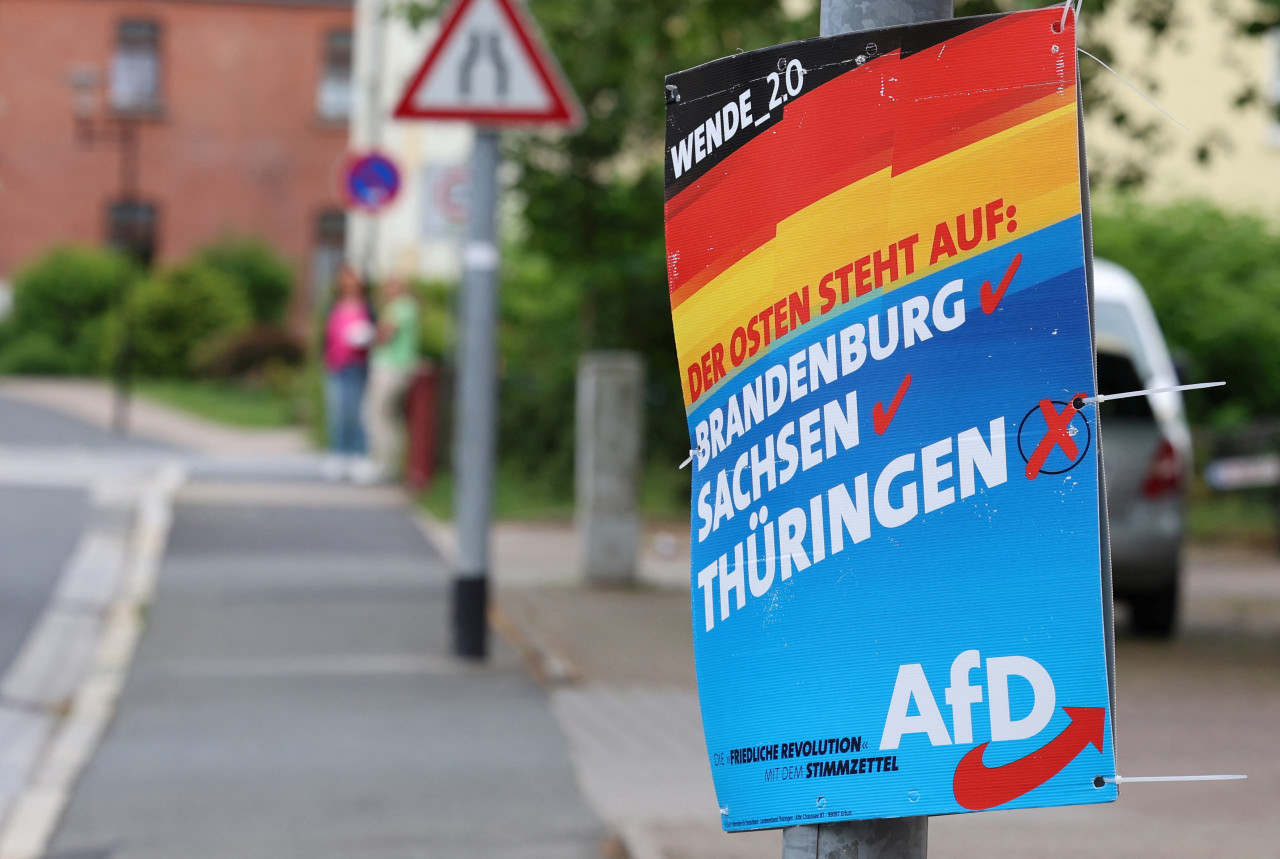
[
  {"left": 873, "top": 373, "right": 912, "bottom": 435},
  {"left": 980, "top": 252, "right": 1023, "bottom": 315}
]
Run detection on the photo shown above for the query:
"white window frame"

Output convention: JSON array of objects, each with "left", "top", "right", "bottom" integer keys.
[{"left": 110, "top": 19, "right": 161, "bottom": 114}]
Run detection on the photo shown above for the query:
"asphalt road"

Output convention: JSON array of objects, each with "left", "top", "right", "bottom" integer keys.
[
  {"left": 0, "top": 487, "right": 89, "bottom": 678},
  {"left": 0, "top": 393, "right": 164, "bottom": 451},
  {"left": 0, "top": 393, "right": 149, "bottom": 676}
]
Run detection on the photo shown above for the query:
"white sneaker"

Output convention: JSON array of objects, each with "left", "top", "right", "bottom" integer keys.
[
  {"left": 322, "top": 455, "right": 347, "bottom": 482},
  {"left": 349, "top": 457, "right": 382, "bottom": 486}
]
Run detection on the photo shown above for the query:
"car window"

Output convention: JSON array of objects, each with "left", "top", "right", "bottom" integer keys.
[
  {"left": 1096, "top": 351, "right": 1155, "bottom": 422},
  {"left": 1094, "top": 299, "right": 1152, "bottom": 382}
]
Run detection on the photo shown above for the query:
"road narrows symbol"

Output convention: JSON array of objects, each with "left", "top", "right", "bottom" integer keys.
[{"left": 459, "top": 31, "right": 509, "bottom": 99}]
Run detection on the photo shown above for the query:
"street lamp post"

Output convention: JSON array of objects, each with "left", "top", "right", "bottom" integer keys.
[{"left": 70, "top": 67, "right": 141, "bottom": 436}]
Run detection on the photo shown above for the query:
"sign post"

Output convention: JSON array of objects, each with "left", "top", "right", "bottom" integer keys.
[
  {"left": 393, "top": 0, "right": 582, "bottom": 658},
  {"left": 664, "top": 2, "right": 1116, "bottom": 846}
]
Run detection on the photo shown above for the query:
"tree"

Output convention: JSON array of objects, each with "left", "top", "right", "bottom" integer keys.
[
  {"left": 3, "top": 245, "right": 137, "bottom": 374},
  {"left": 501, "top": 0, "right": 818, "bottom": 491},
  {"left": 192, "top": 237, "right": 295, "bottom": 324}
]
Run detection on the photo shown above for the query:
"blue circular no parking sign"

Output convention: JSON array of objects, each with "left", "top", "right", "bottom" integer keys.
[{"left": 343, "top": 151, "right": 401, "bottom": 213}]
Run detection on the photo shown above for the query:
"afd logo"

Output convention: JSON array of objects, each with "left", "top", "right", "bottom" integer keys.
[{"left": 880, "top": 650, "right": 1106, "bottom": 810}]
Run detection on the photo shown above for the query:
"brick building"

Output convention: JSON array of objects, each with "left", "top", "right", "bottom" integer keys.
[{"left": 0, "top": 0, "right": 355, "bottom": 318}]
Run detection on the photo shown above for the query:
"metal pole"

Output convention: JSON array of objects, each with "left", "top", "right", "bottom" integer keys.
[
  {"left": 112, "top": 116, "right": 140, "bottom": 436},
  {"left": 782, "top": 5, "right": 950, "bottom": 856},
  {"left": 451, "top": 128, "right": 500, "bottom": 658},
  {"left": 363, "top": 0, "right": 387, "bottom": 278}
]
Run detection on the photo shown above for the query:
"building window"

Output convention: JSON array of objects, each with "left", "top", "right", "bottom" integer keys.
[
  {"left": 312, "top": 210, "right": 347, "bottom": 304},
  {"left": 316, "top": 30, "right": 353, "bottom": 122},
  {"left": 107, "top": 201, "right": 158, "bottom": 266},
  {"left": 110, "top": 20, "right": 162, "bottom": 114}
]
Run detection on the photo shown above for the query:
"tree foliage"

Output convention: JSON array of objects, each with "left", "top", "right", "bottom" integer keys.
[
  {"left": 1093, "top": 200, "right": 1280, "bottom": 428},
  {"left": 5, "top": 245, "right": 137, "bottom": 374},
  {"left": 192, "top": 237, "right": 295, "bottom": 324},
  {"left": 495, "top": 0, "right": 820, "bottom": 494},
  {"left": 113, "top": 263, "right": 254, "bottom": 378}
]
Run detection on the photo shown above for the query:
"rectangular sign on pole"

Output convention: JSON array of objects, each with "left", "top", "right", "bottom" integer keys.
[{"left": 664, "top": 8, "right": 1117, "bottom": 830}]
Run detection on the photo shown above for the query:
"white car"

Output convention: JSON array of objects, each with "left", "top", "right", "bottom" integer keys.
[{"left": 1093, "top": 259, "right": 1192, "bottom": 637}]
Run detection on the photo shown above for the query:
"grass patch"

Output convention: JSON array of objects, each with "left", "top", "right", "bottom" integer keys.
[
  {"left": 419, "top": 467, "right": 575, "bottom": 521},
  {"left": 1187, "top": 492, "right": 1277, "bottom": 547},
  {"left": 135, "top": 379, "right": 297, "bottom": 429}
]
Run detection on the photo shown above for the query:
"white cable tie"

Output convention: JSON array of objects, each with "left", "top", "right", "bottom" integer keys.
[
  {"left": 1059, "top": 0, "right": 1083, "bottom": 32},
  {"left": 1082, "top": 381, "right": 1224, "bottom": 406},
  {"left": 1104, "top": 774, "right": 1247, "bottom": 784},
  {"left": 1078, "top": 47, "right": 1189, "bottom": 132},
  {"left": 680, "top": 446, "right": 708, "bottom": 470}
]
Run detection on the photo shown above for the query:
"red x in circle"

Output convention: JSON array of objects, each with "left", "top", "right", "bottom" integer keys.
[{"left": 1024, "top": 395, "right": 1087, "bottom": 481}]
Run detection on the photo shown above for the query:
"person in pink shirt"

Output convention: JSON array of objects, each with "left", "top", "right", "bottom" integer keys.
[{"left": 323, "top": 264, "right": 376, "bottom": 481}]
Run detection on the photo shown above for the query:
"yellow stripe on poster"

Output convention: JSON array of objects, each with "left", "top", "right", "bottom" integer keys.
[{"left": 673, "top": 100, "right": 1081, "bottom": 407}]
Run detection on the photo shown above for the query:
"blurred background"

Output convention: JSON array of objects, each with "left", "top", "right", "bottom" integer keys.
[{"left": 2, "top": 1, "right": 1280, "bottom": 857}]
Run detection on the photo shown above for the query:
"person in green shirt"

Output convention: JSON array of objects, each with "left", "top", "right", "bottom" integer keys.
[{"left": 365, "top": 275, "right": 419, "bottom": 481}]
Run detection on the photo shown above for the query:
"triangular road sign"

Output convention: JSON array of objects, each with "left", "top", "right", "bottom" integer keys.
[{"left": 393, "top": 0, "right": 583, "bottom": 128}]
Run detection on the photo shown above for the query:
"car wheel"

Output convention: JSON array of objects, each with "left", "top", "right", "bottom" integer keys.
[{"left": 1129, "top": 580, "right": 1178, "bottom": 638}]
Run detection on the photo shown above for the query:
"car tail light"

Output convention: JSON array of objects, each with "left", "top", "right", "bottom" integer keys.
[{"left": 1142, "top": 439, "right": 1184, "bottom": 499}]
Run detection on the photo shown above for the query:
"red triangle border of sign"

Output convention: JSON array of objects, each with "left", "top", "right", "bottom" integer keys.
[{"left": 392, "top": 0, "right": 583, "bottom": 127}]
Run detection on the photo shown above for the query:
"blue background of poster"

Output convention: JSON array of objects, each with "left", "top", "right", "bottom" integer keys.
[{"left": 689, "top": 217, "right": 1118, "bottom": 829}]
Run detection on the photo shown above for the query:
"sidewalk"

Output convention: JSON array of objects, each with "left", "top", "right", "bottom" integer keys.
[
  {"left": 44, "top": 483, "right": 606, "bottom": 859},
  {"left": 0, "top": 382, "right": 612, "bottom": 859}
]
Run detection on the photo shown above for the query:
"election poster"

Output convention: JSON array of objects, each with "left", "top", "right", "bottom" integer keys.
[{"left": 663, "top": 8, "right": 1117, "bottom": 830}]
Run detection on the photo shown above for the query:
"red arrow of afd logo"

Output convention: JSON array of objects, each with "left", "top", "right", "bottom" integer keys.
[{"left": 952, "top": 707, "right": 1105, "bottom": 811}]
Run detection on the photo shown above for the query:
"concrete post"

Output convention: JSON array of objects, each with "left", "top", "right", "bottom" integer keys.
[
  {"left": 576, "top": 351, "right": 644, "bottom": 585},
  {"left": 781, "top": 2, "right": 950, "bottom": 855}
]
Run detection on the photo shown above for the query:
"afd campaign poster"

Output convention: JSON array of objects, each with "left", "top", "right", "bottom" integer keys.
[{"left": 663, "top": 8, "right": 1117, "bottom": 830}]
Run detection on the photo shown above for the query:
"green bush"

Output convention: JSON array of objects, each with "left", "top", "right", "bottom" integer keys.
[
  {"left": 192, "top": 237, "right": 294, "bottom": 324},
  {"left": 192, "top": 324, "right": 305, "bottom": 378},
  {"left": 117, "top": 263, "right": 253, "bottom": 377},
  {"left": 5, "top": 245, "right": 137, "bottom": 373},
  {"left": 410, "top": 277, "right": 455, "bottom": 363},
  {"left": 1093, "top": 200, "right": 1280, "bottom": 428},
  {"left": 0, "top": 332, "right": 81, "bottom": 375}
]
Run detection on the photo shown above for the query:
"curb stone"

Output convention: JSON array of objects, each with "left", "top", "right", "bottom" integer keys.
[{"left": 0, "top": 464, "right": 183, "bottom": 859}]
